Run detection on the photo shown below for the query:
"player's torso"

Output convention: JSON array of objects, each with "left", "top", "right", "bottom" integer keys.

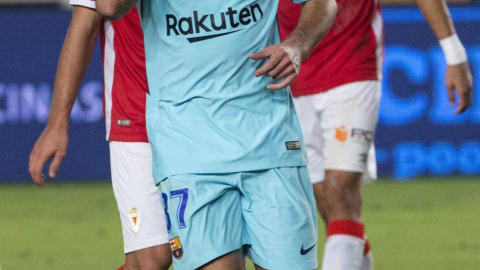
[
  {"left": 140, "top": 0, "right": 281, "bottom": 102},
  {"left": 278, "top": 0, "right": 384, "bottom": 96},
  {"left": 100, "top": 7, "right": 149, "bottom": 142},
  {"left": 139, "top": 0, "right": 307, "bottom": 181}
]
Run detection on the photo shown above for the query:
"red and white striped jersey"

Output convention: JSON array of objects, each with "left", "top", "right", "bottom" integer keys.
[
  {"left": 277, "top": 0, "right": 384, "bottom": 97},
  {"left": 70, "top": 0, "right": 148, "bottom": 142}
]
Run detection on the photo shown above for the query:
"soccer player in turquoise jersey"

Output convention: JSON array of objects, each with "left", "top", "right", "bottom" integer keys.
[{"left": 97, "top": 0, "right": 337, "bottom": 269}]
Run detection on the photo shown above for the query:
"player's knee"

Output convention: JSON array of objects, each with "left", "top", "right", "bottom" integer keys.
[
  {"left": 318, "top": 174, "right": 362, "bottom": 217},
  {"left": 142, "top": 253, "right": 172, "bottom": 270},
  {"left": 323, "top": 171, "right": 362, "bottom": 196},
  {"left": 150, "top": 257, "right": 172, "bottom": 270},
  {"left": 160, "top": 256, "right": 173, "bottom": 270},
  {"left": 144, "top": 259, "right": 171, "bottom": 270},
  {"left": 125, "top": 247, "right": 172, "bottom": 270},
  {"left": 128, "top": 258, "right": 171, "bottom": 270}
]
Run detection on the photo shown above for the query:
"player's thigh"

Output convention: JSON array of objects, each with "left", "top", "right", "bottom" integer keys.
[
  {"left": 109, "top": 141, "right": 169, "bottom": 253},
  {"left": 159, "top": 174, "right": 245, "bottom": 270},
  {"left": 241, "top": 167, "right": 318, "bottom": 270},
  {"left": 198, "top": 249, "right": 245, "bottom": 270},
  {"left": 293, "top": 95, "right": 326, "bottom": 183},
  {"left": 321, "top": 81, "right": 380, "bottom": 176}
]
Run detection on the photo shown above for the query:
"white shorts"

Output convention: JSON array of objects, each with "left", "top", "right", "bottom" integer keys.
[
  {"left": 293, "top": 81, "right": 381, "bottom": 184},
  {"left": 109, "top": 141, "right": 169, "bottom": 253}
]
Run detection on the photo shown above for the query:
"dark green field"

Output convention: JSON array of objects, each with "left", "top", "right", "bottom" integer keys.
[{"left": 1, "top": 177, "right": 479, "bottom": 269}]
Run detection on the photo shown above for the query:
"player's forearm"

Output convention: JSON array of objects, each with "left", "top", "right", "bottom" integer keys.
[
  {"left": 414, "top": 0, "right": 455, "bottom": 40},
  {"left": 415, "top": 0, "right": 468, "bottom": 67},
  {"left": 47, "top": 7, "right": 101, "bottom": 130},
  {"left": 283, "top": 0, "right": 337, "bottom": 61},
  {"left": 95, "top": 0, "right": 136, "bottom": 20}
]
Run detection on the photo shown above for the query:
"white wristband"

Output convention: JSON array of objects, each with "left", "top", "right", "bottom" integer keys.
[{"left": 439, "top": 34, "right": 468, "bottom": 65}]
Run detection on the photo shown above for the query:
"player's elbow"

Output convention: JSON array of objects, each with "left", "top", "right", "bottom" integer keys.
[{"left": 95, "top": 0, "right": 129, "bottom": 20}]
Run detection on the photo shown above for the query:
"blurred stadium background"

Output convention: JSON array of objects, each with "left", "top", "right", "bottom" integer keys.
[{"left": 0, "top": 0, "right": 479, "bottom": 269}]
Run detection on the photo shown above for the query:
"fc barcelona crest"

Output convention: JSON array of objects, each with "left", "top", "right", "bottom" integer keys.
[{"left": 170, "top": 236, "right": 184, "bottom": 259}]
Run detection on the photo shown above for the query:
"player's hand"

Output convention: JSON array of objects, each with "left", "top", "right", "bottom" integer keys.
[
  {"left": 445, "top": 62, "right": 473, "bottom": 114},
  {"left": 28, "top": 127, "right": 69, "bottom": 187},
  {"left": 249, "top": 44, "right": 301, "bottom": 90}
]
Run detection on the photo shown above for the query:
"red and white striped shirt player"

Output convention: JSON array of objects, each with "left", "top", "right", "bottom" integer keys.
[
  {"left": 54, "top": 0, "right": 171, "bottom": 269},
  {"left": 278, "top": 0, "right": 471, "bottom": 269},
  {"left": 279, "top": 0, "right": 383, "bottom": 269}
]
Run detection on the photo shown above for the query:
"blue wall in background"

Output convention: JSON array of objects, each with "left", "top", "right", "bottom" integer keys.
[
  {"left": 0, "top": 7, "right": 107, "bottom": 182},
  {"left": 377, "top": 6, "right": 480, "bottom": 179},
  {"left": 0, "top": 5, "right": 479, "bottom": 182}
]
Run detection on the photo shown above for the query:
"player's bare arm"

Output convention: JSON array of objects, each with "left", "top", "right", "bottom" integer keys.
[
  {"left": 250, "top": 0, "right": 337, "bottom": 90},
  {"left": 95, "top": 0, "right": 136, "bottom": 20},
  {"left": 29, "top": 6, "right": 101, "bottom": 187},
  {"left": 415, "top": 0, "right": 473, "bottom": 114}
]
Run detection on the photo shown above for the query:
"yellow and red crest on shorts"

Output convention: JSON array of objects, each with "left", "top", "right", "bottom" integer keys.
[
  {"left": 129, "top": 208, "right": 141, "bottom": 234},
  {"left": 170, "top": 236, "right": 184, "bottom": 259},
  {"left": 335, "top": 125, "right": 348, "bottom": 142}
]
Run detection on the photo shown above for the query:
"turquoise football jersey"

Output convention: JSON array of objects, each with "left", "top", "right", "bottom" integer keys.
[{"left": 138, "top": 0, "right": 308, "bottom": 183}]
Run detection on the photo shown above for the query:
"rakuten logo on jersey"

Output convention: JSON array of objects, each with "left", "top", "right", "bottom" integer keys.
[{"left": 166, "top": 4, "right": 264, "bottom": 43}]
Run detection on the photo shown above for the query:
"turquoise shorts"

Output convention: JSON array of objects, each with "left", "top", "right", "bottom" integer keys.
[{"left": 158, "top": 167, "right": 318, "bottom": 270}]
